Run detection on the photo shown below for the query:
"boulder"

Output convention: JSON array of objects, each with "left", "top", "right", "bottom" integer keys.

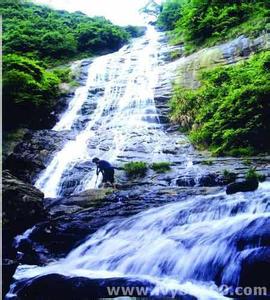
[
  {"left": 226, "top": 179, "right": 259, "bottom": 194},
  {"left": 2, "top": 170, "right": 45, "bottom": 235},
  {"left": 239, "top": 247, "right": 270, "bottom": 289},
  {"left": 198, "top": 173, "right": 219, "bottom": 186},
  {"left": 176, "top": 177, "right": 196, "bottom": 187}
]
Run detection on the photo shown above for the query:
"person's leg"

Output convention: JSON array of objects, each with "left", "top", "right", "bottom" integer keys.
[{"left": 108, "top": 169, "right": 116, "bottom": 188}]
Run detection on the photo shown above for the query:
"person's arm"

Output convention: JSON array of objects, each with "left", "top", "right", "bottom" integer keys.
[{"left": 96, "top": 166, "right": 100, "bottom": 175}]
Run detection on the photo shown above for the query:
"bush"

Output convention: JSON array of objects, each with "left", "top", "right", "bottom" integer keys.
[
  {"left": 170, "top": 51, "right": 270, "bottom": 156},
  {"left": 3, "top": 54, "right": 60, "bottom": 129},
  {"left": 124, "top": 162, "right": 148, "bottom": 177},
  {"left": 245, "top": 168, "right": 266, "bottom": 182},
  {"left": 157, "top": 0, "right": 183, "bottom": 31},
  {"left": 151, "top": 162, "right": 171, "bottom": 173}
]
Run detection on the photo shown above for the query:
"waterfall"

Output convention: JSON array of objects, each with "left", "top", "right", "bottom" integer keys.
[
  {"left": 12, "top": 182, "right": 270, "bottom": 298},
  {"left": 35, "top": 26, "right": 173, "bottom": 198}
]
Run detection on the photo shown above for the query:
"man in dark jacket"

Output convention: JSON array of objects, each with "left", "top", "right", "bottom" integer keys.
[{"left": 92, "top": 157, "right": 115, "bottom": 187}]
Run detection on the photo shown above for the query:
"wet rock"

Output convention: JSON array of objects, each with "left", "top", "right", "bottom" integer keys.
[
  {"left": 45, "top": 188, "right": 115, "bottom": 215},
  {"left": 2, "top": 170, "right": 45, "bottom": 236},
  {"left": 239, "top": 247, "right": 270, "bottom": 289},
  {"left": 2, "top": 259, "right": 19, "bottom": 296},
  {"left": 176, "top": 176, "right": 196, "bottom": 187},
  {"left": 14, "top": 273, "right": 195, "bottom": 299},
  {"left": 2, "top": 171, "right": 46, "bottom": 290},
  {"left": 198, "top": 173, "right": 219, "bottom": 187},
  {"left": 226, "top": 179, "right": 259, "bottom": 194},
  {"left": 4, "top": 130, "right": 75, "bottom": 183}
]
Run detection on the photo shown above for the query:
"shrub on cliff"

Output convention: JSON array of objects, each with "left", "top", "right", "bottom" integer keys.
[
  {"left": 124, "top": 162, "right": 148, "bottom": 178},
  {"left": 3, "top": 54, "right": 60, "bottom": 129},
  {"left": 170, "top": 51, "right": 270, "bottom": 156}
]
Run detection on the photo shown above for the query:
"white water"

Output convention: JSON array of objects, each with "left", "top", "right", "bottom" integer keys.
[
  {"left": 13, "top": 182, "right": 270, "bottom": 299},
  {"left": 35, "top": 26, "right": 177, "bottom": 198}
]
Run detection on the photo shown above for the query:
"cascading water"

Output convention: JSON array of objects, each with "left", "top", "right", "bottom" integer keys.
[
  {"left": 35, "top": 26, "right": 177, "bottom": 198},
  {"left": 11, "top": 182, "right": 270, "bottom": 298}
]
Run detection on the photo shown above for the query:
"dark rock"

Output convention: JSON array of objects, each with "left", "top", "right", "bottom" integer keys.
[
  {"left": 2, "top": 259, "right": 19, "bottom": 296},
  {"left": 4, "top": 130, "right": 75, "bottom": 183},
  {"left": 239, "top": 247, "right": 270, "bottom": 289},
  {"left": 2, "top": 170, "right": 45, "bottom": 236},
  {"left": 2, "top": 172, "right": 45, "bottom": 294},
  {"left": 198, "top": 173, "right": 219, "bottom": 187},
  {"left": 14, "top": 273, "right": 196, "bottom": 299},
  {"left": 226, "top": 179, "right": 259, "bottom": 194},
  {"left": 176, "top": 177, "right": 196, "bottom": 187}
]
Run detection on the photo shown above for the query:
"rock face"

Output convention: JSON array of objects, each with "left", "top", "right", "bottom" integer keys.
[
  {"left": 2, "top": 171, "right": 46, "bottom": 296},
  {"left": 154, "top": 33, "right": 270, "bottom": 126},
  {"left": 4, "top": 130, "right": 76, "bottom": 183},
  {"left": 2, "top": 170, "right": 45, "bottom": 235}
]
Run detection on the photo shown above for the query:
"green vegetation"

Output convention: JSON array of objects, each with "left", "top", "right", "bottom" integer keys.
[
  {"left": 124, "top": 162, "right": 148, "bottom": 178},
  {"left": 151, "top": 162, "right": 171, "bottom": 173},
  {"left": 158, "top": 0, "right": 269, "bottom": 53},
  {"left": 157, "top": 0, "right": 183, "bottom": 31},
  {"left": 1, "top": 1, "right": 143, "bottom": 130},
  {"left": 245, "top": 168, "right": 266, "bottom": 182},
  {"left": 3, "top": 54, "right": 60, "bottom": 129},
  {"left": 170, "top": 51, "right": 270, "bottom": 156},
  {"left": 1, "top": 1, "right": 130, "bottom": 64},
  {"left": 223, "top": 169, "right": 237, "bottom": 183}
]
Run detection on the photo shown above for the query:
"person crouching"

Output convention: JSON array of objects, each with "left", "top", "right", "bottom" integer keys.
[{"left": 92, "top": 157, "right": 115, "bottom": 188}]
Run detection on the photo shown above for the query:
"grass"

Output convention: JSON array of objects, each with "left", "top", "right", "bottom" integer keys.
[
  {"left": 151, "top": 162, "right": 171, "bottom": 173},
  {"left": 124, "top": 161, "right": 148, "bottom": 177}
]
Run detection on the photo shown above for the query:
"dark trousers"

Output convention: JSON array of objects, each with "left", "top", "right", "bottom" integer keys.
[{"left": 102, "top": 168, "right": 114, "bottom": 184}]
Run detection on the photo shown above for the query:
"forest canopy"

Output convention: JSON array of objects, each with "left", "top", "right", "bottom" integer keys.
[{"left": 157, "top": 0, "right": 270, "bottom": 52}]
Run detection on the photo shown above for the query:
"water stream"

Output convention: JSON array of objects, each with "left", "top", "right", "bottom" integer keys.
[
  {"left": 11, "top": 182, "right": 270, "bottom": 298},
  {"left": 9, "top": 27, "right": 270, "bottom": 299}
]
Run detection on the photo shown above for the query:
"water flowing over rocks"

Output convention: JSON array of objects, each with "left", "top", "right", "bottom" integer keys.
[{"left": 4, "top": 27, "right": 270, "bottom": 299}]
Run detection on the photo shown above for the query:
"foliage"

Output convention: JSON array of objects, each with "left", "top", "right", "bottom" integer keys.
[
  {"left": 52, "top": 67, "right": 74, "bottom": 83},
  {"left": 124, "top": 162, "right": 148, "bottom": 177},
  {"left": 151, "top": 162, "right": 171, "bottom": 173},
  {"left": 3, "top": 54, "right": 60, "bottom": 129},
  {"left": 158, "top": 0, "right": 269, "bottom": 52},
  {"left": 157, "top": 0, "right": 184, "bottom": 31},
  {"left": 245, "top": 168, "right": 266, "bottom": 182},
  {"left": 170, "top": 51, "right": 270, "bottom": 156},
  {"left": 1, "top": 1, "right": 130, "bottom": 64}
]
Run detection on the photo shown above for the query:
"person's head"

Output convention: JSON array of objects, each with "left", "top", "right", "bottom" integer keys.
[{"left": 92, "top": 157, "right": 100, "bottom": 164}]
